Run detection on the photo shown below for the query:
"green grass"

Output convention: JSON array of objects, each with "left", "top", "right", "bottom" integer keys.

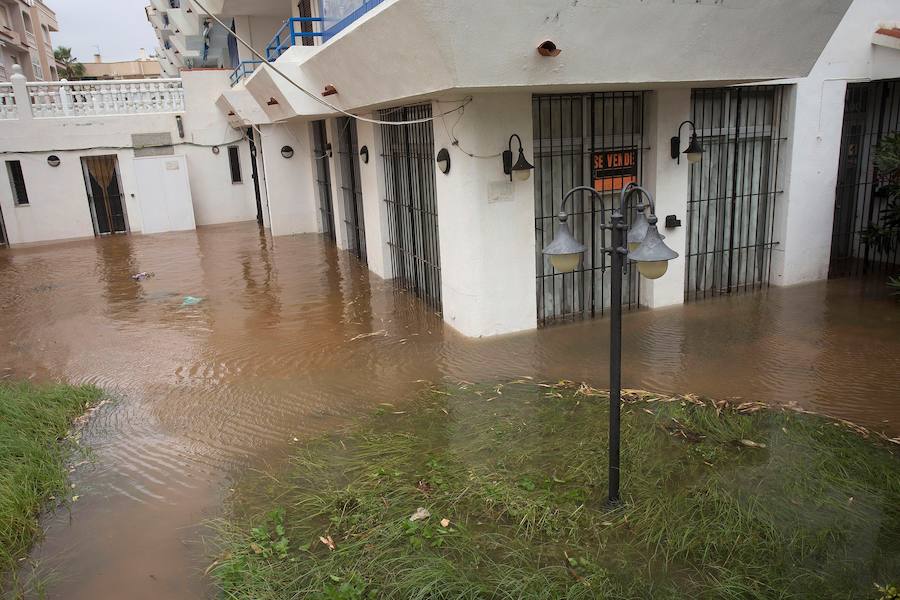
[
  {"left": 210, "top": 381, "right": 900, "bottom": 599},
  {"left": 0, "top": 381, "right": 103, "bottom": 580}
]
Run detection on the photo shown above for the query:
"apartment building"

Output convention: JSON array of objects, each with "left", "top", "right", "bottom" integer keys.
[
  {"left": 0, "top": 0, "right": 58, "bottom": 82},
  {"left": 1, "top": 0, "right": 898, "bottom": 340}
]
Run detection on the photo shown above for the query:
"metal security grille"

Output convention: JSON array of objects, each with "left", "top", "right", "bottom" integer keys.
[
  {"left": 533, "top": 92, "right": 646, "bottom": 325},
  {"left": 312, "top": 120, "right": 335, "bottom": 241},
  {"left": 337, "top": 117, "right": 366, "bottom": 262},
  {"left": 379, "top": 104, "right": 442, "bottom": 312},
  {"left": 685, "top": 86, "right": 786, "bottom": 301},
  {"left": 830, "top": 79, "right": 900, "bottom": 278}
]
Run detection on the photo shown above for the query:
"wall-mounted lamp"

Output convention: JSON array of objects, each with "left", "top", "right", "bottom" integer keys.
[
  {"left": 537, "top": 40, "right": 561, "bottom": 57},
  {"left": 47, "top": 155, "right": 60, "bottom": 167},
  {"left": 502, "top": 134, "right": 534, "bottom": 182},
  {"left": 671, "top": 120, "right": 703, "bottom": 165},
  {"left": 211, "top": 146, "right": 220, "bottom": 155},
  {"left": 281, "top": 145, "right": 294, "bottom": 159},
  {"left": 322, "top": 85, "right": 338, "bottom": 97},
  {"left": 360, "top": 145, "right": 369, "bottom": 164},
  {"left": 436, "top": 148, "right": 451, "bottom": 175},
  {"left": 325, "top": 142, "right": 333, "bottom": 158},
  {"left": 175, "top": 114, "right": 185, "bottom": 139}
]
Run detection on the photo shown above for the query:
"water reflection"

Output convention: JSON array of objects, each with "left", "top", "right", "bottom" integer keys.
[{"left": 0, "top": 222, "right": 896, "bottom": 599}]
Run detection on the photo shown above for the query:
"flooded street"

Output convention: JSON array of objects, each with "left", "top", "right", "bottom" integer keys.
[{"left": 1, "top": 222, "right": 898, "bottom": 599}]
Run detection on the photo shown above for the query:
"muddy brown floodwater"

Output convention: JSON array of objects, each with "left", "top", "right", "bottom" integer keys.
[{"left": 1, "top": 222, "right": 898, "bottom": 599}]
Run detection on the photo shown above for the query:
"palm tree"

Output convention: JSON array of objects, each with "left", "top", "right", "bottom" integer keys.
[{"left": 53, "top": 46, "right": 85, "bottom": 80}]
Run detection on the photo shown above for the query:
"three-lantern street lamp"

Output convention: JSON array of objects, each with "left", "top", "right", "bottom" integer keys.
[{"left": 542, "top": 183, "right": 678, "bottom": 504}]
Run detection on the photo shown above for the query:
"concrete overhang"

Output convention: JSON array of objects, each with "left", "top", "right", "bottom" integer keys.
[
  {"left": 235, "top": 0, "right": 854, "bottom": 122},
  {"left": 217, "top": 87, "right": 272, "bottom": 127}
]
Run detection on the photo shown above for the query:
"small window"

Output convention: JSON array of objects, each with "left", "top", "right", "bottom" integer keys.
[
  {"left": 6, "top": 160, "right": 29, "bottom": 205},
  {"left": 227, "top": 146, "right": 242, "bottom": 183}
]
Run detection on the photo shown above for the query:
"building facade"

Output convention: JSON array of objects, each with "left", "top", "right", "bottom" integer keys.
[
  {"left": 82, "top": 50, "right": 163, "bottom": 81},
  {"left": 0, "top": 0, "right": 59, "bottom": 82},
  {"left": 2, "top": 0, "right": 899, "bottom": 340}
]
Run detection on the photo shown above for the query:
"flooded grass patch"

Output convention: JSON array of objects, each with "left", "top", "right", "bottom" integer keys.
[
  {"left": 0, "top": 381, "right": 103, "bottom": 581},
  {"left": 210, "top": 381, "right": 900, "bottom": 599}
]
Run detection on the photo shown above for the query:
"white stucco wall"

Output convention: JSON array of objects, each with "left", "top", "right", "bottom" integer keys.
[
  {"left": 181, "top": 69, "right": 260, "bottom": 226},
  {"left": 236, "top": 0, "right": 851, "bottom": 126},
  {"left": 640, "top": 88, "right": 692, "bottom": 309},
  {"left": 771, "top": 0, "right": 900, "bottom": 286},
  {"left": 355, "top": 118, "right": 393, "bottom": 279},
  {"left": 0, "top": 69, "right": 259, "bottom": 245},
  {"left": 256, "top": 120, "right": 320, "bottom": 236},
  {"left": 432, "top": 92, "right": 537, "bottom": 338}
]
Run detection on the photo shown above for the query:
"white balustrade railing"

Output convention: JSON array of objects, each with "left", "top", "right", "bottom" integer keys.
[
  {"left": 0, "top": 84, "right": 16, "bottom": 120},
  {"left": 26, "top": 79, "right": 185, "bottom": 118}
]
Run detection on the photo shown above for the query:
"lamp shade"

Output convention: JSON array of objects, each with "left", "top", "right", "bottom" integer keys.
[
  {"left": 511, "top": 149, "right": 534, "bottom": 181},
  {"left": 628, "top": 221, "right": 679, "bottom": 280},
  {"left": 626, "top": 209, "right": 650, "bottom": 252},
  {"left": 542, "top": 216, "right": 586, "bottom": 272},
  {"left": 684, "top": 133, "right": 704, "bottom": 164}
]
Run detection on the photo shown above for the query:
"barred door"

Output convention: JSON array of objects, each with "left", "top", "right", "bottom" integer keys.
[
  {"left": 82, "top": 155, "right": 127, "bottom": 235},
  {"left": 312, "top": 120, "right": 335, "bottom": 242},
  {"left": 685, "top": 86, "right": 786, "bottom": 301},
  {"left": 379, "top": 104, "right": 442, "bottom": 312},
  {"left": 533, "top": 92, "right": 646, "bottom": 325},
  {"left": 829, "top": 80, "right": 900, "bottom": 278},
  {"left": 337, "top": 117, "right": 366, "bottom": 262}
]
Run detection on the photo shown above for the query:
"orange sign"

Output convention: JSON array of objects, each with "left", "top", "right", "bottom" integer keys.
[{"left": 593, "top": 149, "right": 637, "bottom": 193}]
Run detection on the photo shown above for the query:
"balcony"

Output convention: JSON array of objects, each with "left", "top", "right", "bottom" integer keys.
[
  {"left": 263, "top": 1, "right": 386, "bottom": 60},
  {"left": 320, "top": 0, "right": 385, "bottom": 41},
  {"left": 265, "top": 17, "right": 323, "bottom": 60},
  {"left": 23, "top": 79, "right": 185, "bottom": 118},
  {"left": 229, "top": 60, "right": 262, "bottom": 86}
]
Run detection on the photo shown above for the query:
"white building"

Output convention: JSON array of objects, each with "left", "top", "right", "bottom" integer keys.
[
  {"left": 0, "top": 67, "right": 261, "bottom": 244},
  {"left": 0, "top": 0, "right": 60, "bottom": 82},
  {"left": 2, "top": 0, "right": 899, "bottom": 338}
]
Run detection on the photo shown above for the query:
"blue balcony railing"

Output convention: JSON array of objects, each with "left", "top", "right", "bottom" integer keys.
[
  {"left": 230, "top": 59, "right": 263, "bottom": 86},
  {"left": 265, "top": 17, "right": 323, "bottom": 61},
  {"left": 321, "top": 0, "right": 385, "bottom": 42},
  {"left": 262, "top": 1, "right": 387, "bottom": 63}
]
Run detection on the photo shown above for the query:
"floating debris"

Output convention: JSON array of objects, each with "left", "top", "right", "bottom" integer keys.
[{"left": 181, "top": 296, "right": 204, "bottom": 306}]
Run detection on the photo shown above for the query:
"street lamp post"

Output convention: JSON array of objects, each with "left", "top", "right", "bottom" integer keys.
[{"left": 542, "top": 183, "right": 678, "bottom": 505}]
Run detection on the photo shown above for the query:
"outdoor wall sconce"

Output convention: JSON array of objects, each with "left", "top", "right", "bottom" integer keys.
[
  {"left": 671, "top": 120, "right": 703, "bottom": 165},
  {"left": 322, "top": 85, "right": 338, "bottom": 97},
  {"left": 175, "top": 115, "right": 185, "bottom": 139},
  {"left": 267, "top": 97, "right": 279, "bottom": 106},
  {"left": 47, "top": 155, "right": 60, "bottom": 167},
  {"left": 542, "top": 183, "right": 678, "bottom": 505},
  {"left": 502, "top": 134, "right": 534, "bottom": 182},
  {"left": 326, "top": 142, "right": 333, "bottom": 158},
  {"left": 281, "top": 145, "right": 294, "bottom": 159},
  {"left": 211, "top": 146, "right": 220, "bottom": 155},
  {"left": 537, "top": 40, "right": 561, "bottom": 57},
  {"left": 360, "top": 145, "right": 369, "bottom": 164},
  {"left": 436, "top": 148, "right": 451, "bottom": 175}
]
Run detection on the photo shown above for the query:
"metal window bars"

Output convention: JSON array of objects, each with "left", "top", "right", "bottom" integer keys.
[
  {"left": 337, "top": 116, "right": 367, "bottom": 263},
  {"left": 379, "top": 104, "right": 442, "bottom": 313},
  {"left": 533, "top": 92, "right": 646, "bottom": 326},
  {"left": 829, "top": 79, "right": 900, "bottom": 279},
  {"left": 685, "top": 86, "right": 786, "bottom": 302}
]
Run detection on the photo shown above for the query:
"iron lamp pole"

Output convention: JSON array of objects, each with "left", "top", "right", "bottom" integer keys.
[{"left": 541, "top": 183, "right": 678, "bottom": 505}]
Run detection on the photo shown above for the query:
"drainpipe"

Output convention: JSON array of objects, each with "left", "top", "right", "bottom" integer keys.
[{"left": 10, "top": 64, "right": 32, "bottom": 121}]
